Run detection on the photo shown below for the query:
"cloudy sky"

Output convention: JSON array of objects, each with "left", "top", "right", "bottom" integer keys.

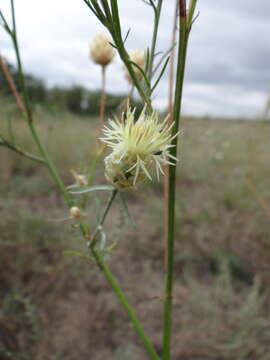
[{"left": 1, "top": 0, "right": 270, "bottom": 118}]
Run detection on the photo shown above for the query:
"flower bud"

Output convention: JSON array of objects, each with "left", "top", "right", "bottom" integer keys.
[
  {"left": 70, "top": 206, "right": 81, "bottom": 218},
  {"left": 124, "top": 50, "right": 145, "bottom": 82},
  {"left": 74, "top": 174, "right": 87, "bottom": 186},
  {"left": 90, "top": 33, "right": 115, "bottom": 66}
]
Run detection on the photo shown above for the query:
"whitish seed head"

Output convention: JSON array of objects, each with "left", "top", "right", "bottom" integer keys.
[
  {"left": 124, "top": 50, "right": 145, "bottom": 82},
  {"left": 100, "top": 107, "right": 178, "bottom": 190},
  {"left": 70, "top": 206, "right": 81, "bottom": 218},
  {"left": 90, "top": 33, "right": 115, "bottom": 66}
]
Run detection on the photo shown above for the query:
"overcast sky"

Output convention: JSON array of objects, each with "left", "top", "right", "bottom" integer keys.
[{"left": 1, "top": 0, "right": 270, "bottom": 118}]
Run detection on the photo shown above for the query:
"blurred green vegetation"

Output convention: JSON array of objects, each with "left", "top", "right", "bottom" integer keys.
[{"left": 0, "top": 60, "right": 144, "bottom": 116}]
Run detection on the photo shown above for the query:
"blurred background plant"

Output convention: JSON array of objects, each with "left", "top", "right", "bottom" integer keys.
[{"left": 89, "top": 32, "right": 115, "bottom": 129}]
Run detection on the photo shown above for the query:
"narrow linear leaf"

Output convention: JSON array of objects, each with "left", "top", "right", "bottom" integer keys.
[
  {"left": 145, "top": 47, "right": 150, "bottom": 74},
  {"left": 108, "top": 41, "right": 118, "bottom": 49},
  {"left": 123, "top": 28, "right": 131, "bottom": 44},
  {"left": 69, "top": 185, "right": 114, "bottom": 195},
  {"left": 152, "top": 44, "right": 175, "bottom": 77},
  {"left": 66, "top": 184, "right": 79, "bottom": 190},
  {"left": 151, "top": 56, "right": 170, "bottom": 94},
  {"left": 129, "top": 60, "right": 151, "bottom": 91}
]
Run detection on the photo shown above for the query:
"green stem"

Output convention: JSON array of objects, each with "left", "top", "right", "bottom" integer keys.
[
  {"left": 90, "top": 189, "right": 118, "bottom": 247},
  {"left": 91, "top": 248, "right": 160, "bottom": 360},
  {"left": 148, "top": 0, "right": 163, "bottom": 83},
  {"left": 0, "top": 135, "right": 46, "bottom": 164},
  {"left": 99, "top": 65, "right": 106, "bottom": 129},
  {"left": 162, "top": 0, "right": 197, "bottom": 359},
  {"left": 86, "top": 189, "right": 160, "bottom": 360},
  {"left": 187, "top": 0, "right": 198, "bottom": 28}
]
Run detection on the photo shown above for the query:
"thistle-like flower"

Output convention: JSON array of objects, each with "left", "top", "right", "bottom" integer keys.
[
  {"left": 90, "top": 33, "right": 115, "bottom": 66},
  {"left": 101, "top": 107, "right": 178, "bottom": 190},
  {"left": 124, "top": 50, "right": 145, "bottom": 82}
]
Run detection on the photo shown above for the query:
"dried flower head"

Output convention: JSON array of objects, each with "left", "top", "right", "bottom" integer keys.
[
  {"left": 90, "top": 33, "right": 115, "bottom": 66},
  {"left": 125, "top": 50, "right": 145, "bottom": 82},
  {"left": 70, "top": 206, "right": 81, "bottom": 218},
  {"left": 101, "top": 107, "right": 178, "bottom": 190}
]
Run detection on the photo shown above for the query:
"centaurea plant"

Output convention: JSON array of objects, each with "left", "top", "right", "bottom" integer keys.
[{"left": 0, "top": 0, "right": 198, "bottom": 359}]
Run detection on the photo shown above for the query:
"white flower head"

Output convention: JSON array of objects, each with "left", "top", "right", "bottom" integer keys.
[
  {"left": 101, "top": 107, "right": 178, "bottom": 190},
  {"left": 90, "top": 33, "right": 115, "bottom": 66}
]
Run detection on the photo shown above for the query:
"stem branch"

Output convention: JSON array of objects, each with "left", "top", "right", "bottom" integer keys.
[
  {"left": 0, "top": 135, "right": 46, "bottom": 164},
  {"left": 91, "top": 248, "right": 160, "bottom": 360},
  {"left": 99, "top": 65, "right": 106, "bottom": 130},
  {"left": 86, "top": 189, "right": 160, "bottom": 360}
]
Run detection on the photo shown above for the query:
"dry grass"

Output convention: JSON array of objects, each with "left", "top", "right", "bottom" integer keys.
[{"left": 1, "top": 100, "right": 270, "bottom": 359}]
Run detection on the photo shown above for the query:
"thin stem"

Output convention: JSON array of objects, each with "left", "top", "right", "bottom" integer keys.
[
  {"left": 168, "top": 0, "right": 179, "bottom": 121},
  {"left": 162, "top": 0, "right": 197, "bottom": 359},
  {"left": 10, "top": 0, "right": 33, "bottom": 123},
  {"left": 163, "top": 0, "right": 179, "bottom": 271},
  {"left": 85, "top": 189, "right": 160, "bottom": 360},
  {"left": 91, "top": 248, "right": 160, "bottom": 360},
  {"left": 187, "top": 0, "right": 198, "bottom": 28},
  {"left": 0, "top": 135, "right": 46, "bottom": 164},
  {"left": 99, "top": 65, "right": 106, "bottom": 130},
  {"left": 148, "top": 0, "right": 163, "bottom": 83},
  {"left": 90, "top": 189, "right": 118, "bottom": 246},
  {"left": 0, "top": 9, "right": 9, "bottom": 30},
  {"left": 0, "top": 54, "right": 25, "bottom": 113}
]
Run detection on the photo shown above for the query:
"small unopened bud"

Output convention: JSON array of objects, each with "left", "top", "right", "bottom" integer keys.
[
  {"left": 74, "top": 174, "right": 87, "bottom": 186},
  {"left": 90, "top": 33, "right": 115, "bottom": 66},
  {"left": 124, "top": 50, "right": 145, "bottom": 82},
  {"left": 70, "top": 206, "right": 81, "bottom": 218}
]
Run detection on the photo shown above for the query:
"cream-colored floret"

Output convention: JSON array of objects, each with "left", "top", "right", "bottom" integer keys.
[{"left": 101, "top": 107, "right": 178, "bottom": 189}]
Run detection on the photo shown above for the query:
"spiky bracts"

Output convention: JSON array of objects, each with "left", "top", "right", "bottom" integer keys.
[{"left": 101, "top": 107, "right": 178, "bottom": 189}]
